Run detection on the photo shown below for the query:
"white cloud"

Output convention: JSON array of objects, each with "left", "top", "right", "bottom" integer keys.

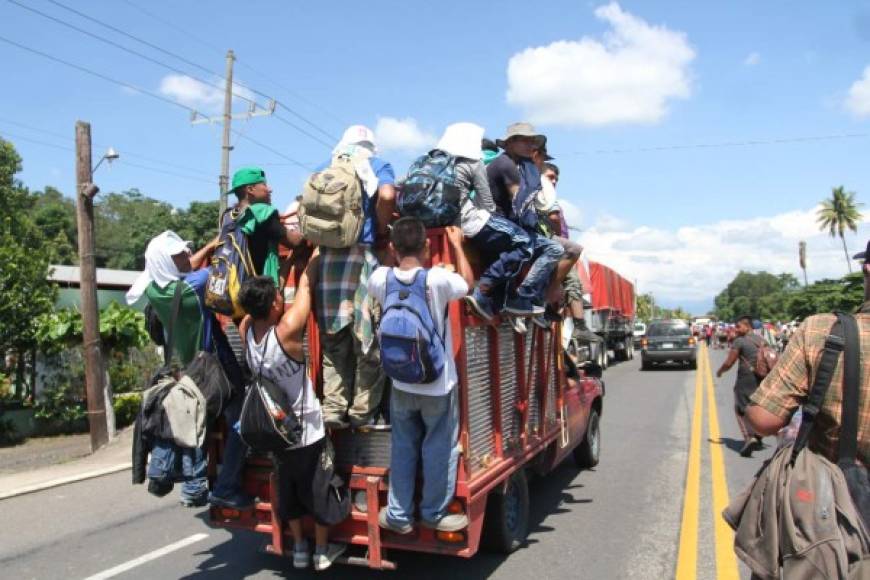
[
  {"left": 845, "top": 65, "right": 870, "bottom": 118},
  {"left": 505, "top": 2, "right": 695, "bottom": 127},
  {"left": 594, "top": 212, "right": 631, "bottom": 233},
  {"left": 744, "top": 52, "right": 761, "bottom": 66},
  {"left": 578, "top": 205, "right": 870, "bottom": 308},
  {"left": 374, "top": 117, "right": 435, "bottom": 153},
  {"left": 158, "top": 74, "right": 255, "bottom": 114}
]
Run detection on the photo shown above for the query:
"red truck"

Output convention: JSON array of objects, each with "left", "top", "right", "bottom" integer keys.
[{"left": 208, "top": 229, "right": 605, "bottom": 569}]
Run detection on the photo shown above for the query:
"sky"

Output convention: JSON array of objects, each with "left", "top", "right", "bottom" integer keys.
[{"left": 2, "top": 0, "right": 870, "bottom": 313}]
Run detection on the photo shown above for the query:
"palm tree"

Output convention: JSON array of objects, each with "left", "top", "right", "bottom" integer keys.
[{"left": 816, "top": 186, "right": 863, "bottom": 273}]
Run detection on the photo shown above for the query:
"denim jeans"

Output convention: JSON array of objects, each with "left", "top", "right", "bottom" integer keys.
[
  {"left": 147, "top": 440, "right": 208, "bottom": 500},
  {"left": 517, "top": 233, "right": 564, "bottom": 302},
  {"left": 180, "top": 447, "right": 208, "bottom": 500},
  {"left": 471, "top": 215, "right": 532, "bottom": 294},
  {"left": 386, "top": 388, "right": 459, "bottom": 525},
  {"left": 210, "top": 396, "right": 249, "bottom": 499}
]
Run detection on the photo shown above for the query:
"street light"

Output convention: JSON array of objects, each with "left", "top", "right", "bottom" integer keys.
[{"left": 91, "top": 147, "right": 119, "bottom": 174}]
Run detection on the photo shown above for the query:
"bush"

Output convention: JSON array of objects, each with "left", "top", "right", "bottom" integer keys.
[
  {"left": 33, "top": 381, "right": 86, "bottom": 425},
  {"left": 113, "top": 392, "right": 141, "bottom": 428}
]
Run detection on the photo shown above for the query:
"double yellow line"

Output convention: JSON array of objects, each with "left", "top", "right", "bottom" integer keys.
[{"left": 675, "top": 344, "right": 740, "bottom": 580}]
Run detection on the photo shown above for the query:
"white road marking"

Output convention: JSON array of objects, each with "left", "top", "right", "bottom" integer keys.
[{"left": 82, "top": 533, "right": 209, "bottom": 580}]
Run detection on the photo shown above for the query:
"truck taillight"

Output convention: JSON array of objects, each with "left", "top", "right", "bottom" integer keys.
[
  {"left": 688, "top": 337, "right": 696, "bottom": 346},
  {"left": 436, "top": 530, "right": 466, "bottom": 544},
  {"left": 447, "top": 499, "right": 464, "bottom": 514}
]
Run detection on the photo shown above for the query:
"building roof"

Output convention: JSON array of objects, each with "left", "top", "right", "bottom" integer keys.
[{"left": 49, "top": 265, "right": 141, "bottom": 289}]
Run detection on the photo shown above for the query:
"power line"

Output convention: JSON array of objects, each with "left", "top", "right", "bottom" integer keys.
[
  {"left": 570, "top": 133, "right": 870, "bottom": 156},
  {"left": 7, "top": 0, "right": 259, "bottom": 107},
  {"left": 273, "top": 113, "right": 333, "bottom": 149},
  {"left": 231, "top": 130, "right": 314, "bottom": 171},
  {"left": 0, "top": 117, "right": 214, "bottom": 177},
  {"left": 0, "top": 34, "right": 195, "bottom": 113},
  {"left": 0, "top": 131, "right": 72, "bottom": 152}
]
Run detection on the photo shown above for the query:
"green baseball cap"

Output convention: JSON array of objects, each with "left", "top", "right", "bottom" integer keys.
[{"left": 231, "top": 166, "right": 266, "bottom": 191}]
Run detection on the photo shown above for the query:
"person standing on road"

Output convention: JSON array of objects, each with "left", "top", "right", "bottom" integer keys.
[
  {"left": 746, "top": 241, "right": 870, "bottom": 470},
  {"left": 716, "top": 315, "right": 765, "bottom": 457}
]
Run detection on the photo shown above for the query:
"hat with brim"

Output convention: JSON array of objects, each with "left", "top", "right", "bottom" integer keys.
[
  {"left": 852, "top": 240, "right": 870, "bottom": 263},
  {"left": 496, "top": 122, "right": 545, "bottom": 149},
  {"left": 231, "top": 166, "right": 267, "bottom": 192}
]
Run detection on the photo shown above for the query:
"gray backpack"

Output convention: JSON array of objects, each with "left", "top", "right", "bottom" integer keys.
[{"left": 298, "top": 155, "right": 364, "bottom": 248}]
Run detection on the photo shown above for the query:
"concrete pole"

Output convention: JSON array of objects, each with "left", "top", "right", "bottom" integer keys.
[
  {"left": 75, "top": 121, "right": 108, "bottom": 452},
  {"left": 219, "top": 49, "right": 235, "bottom": 214}
]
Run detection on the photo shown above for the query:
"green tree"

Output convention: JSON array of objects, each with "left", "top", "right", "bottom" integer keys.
[
  {"left": 636, "top": 293, "right": 654, "bottom": 322},
  {"left": 95, "top": 189, "right": 175, "bottom": 270},
  {"left": 172, "top": 200, "right": 221, "bottom": 250},
  {"left": 817, "top": 186, "right": 863, "bottom": 273},
  {"left": 713, "top": 271, "right": 799, "bottom": 321},
  {"left": 26, "top": 187, "right": 78, "bottom": 264}
]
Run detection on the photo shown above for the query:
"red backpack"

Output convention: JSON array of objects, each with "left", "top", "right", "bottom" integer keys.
[{"left": 744, "top": 334, "right": 779, "bottom": 378}]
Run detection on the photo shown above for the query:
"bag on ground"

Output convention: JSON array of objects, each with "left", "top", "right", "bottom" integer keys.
[
  {"left": 377, "top": 269, "right": 445, "bottom": 384},
  {"left": 205, "top": 209, "right": 256, "bottom": 319},
  {"left": 398, "top": 150, "right": 461, "bottom": 227},
  {"left": 298, "top": 154, "right": 364, "bottom": 248}
]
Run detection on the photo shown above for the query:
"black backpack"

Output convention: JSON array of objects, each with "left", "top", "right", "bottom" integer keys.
[{"left": 792, "top": 312, "right": 869, "bottom": 529}]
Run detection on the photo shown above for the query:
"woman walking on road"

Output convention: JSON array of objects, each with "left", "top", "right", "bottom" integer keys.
[{"left": 715, "top": 316, "right": 765, "bottom": 457}]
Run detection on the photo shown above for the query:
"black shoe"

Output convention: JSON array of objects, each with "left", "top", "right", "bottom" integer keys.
[
  {"left": 543, "top": 305, "right": 562, "bottom": 323},
  {"left": 739, "top": 439, "right": 755, "bottom": 457},
  {"left": 180, "top": 495, "right": 209, "bottom": 508}
]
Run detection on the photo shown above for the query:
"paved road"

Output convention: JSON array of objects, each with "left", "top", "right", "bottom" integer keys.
[{"left": 0, "top": 346, "right": 770, "bottom": 579}]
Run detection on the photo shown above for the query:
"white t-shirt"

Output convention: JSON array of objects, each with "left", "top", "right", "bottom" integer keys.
[
  {"left": 535, "top": 174, "right": 558, "bottom": 212},
  {"left": 367, "top": 265, "right": 468, "bottom": 396}
]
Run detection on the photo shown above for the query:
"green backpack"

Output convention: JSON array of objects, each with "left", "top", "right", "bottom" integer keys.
[{"left": 298, "top": 155, "right": 364, "bottom": 248}]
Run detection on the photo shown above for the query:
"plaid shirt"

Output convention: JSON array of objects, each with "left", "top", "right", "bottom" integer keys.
[
  {"left": 316, "top": 246, "right": 378, "bottom": 354},
  {"left": 750, "top": 302, "right": 870, "bottom": 466}
]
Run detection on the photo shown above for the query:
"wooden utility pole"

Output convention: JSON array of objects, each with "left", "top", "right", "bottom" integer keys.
[
  {"left": 75, "top": 121, "right": 108, "bottom": 452},
  {"left": 218, "top": 49, "right": 235, "bottom": 215},
  {"left": 799, "top": 240, "right": 809, "bottom": 287}
]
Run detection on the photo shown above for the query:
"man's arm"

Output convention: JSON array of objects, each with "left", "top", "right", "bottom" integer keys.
[
  {"left": 746, "top": 406, "right": 788, "bottom": 436},
  {"left": 471, "top": 161, "right": 497, "bottom": 213},
  {"left": 189, "top": 236, "right": 219, "bottom": 270},
  {"left": 445, "top": 225, "right": 474, "bottom": 292},
  {"left": 275, "top": 252, "right": 318, "bottom": 357},
  {"left": 716, "top": 346, "right": 740, "bottom": 377},
  {"left": 548, "top": 210, "right": 563, "bottom": 236}
]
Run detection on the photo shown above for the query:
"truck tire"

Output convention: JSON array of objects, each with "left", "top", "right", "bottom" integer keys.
[
  {"left": 482, "top": 469, "right": 530, "bottom": 553},
  {"left": 641, "top": 360, "right": 653, "bottom": 371},
  {"left": 615, "top": 346, "right": 628, "bottom": 362},
  {"left": 688, "top": 359, "right": 697, "bottom": 370},
  {"left": 574, "top": 409, "right": 601, "bottom": 469}
]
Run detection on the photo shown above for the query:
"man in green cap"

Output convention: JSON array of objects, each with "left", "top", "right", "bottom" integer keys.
[{"left": 228, "top": 166, "right": 303, "bottom": 283}]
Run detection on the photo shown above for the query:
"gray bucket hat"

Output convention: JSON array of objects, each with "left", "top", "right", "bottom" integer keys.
[{"left": 496, "top": 122, "right": 545, "bottom": 148}]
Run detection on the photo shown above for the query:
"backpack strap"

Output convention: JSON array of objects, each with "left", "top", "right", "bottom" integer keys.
[
  {"left": 163, "top": 280, "right": 185, "bottom": 368},
  {"left": 837, "top": 313, "right": 861, "bottom": 465},
  {"left": 791, "top": 314, "right": 846, "bottom": 464},
  {"left": 385, "top": 268, "right": 447, "bottom": 349}
]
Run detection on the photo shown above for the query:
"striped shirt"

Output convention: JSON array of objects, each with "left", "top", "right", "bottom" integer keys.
[{"left": 750, "top": 303, "right": 870, "bottom": 465}]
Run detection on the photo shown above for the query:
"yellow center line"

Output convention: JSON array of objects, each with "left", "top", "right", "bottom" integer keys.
[
  {"left": 704, "top": 345, "right": 740, "bottom": 579},
  {"left": 675, "top": 342, "right": 704, "bottom": 579}
]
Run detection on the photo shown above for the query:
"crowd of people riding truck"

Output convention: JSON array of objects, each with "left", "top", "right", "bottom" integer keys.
[{"left": 125, "top": 121, "right": 600, "bottom": 570}]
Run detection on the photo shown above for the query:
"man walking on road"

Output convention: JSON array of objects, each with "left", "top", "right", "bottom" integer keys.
[
  {"left": 716, "top": 315, "right": 764, "bottom": 457},
  {"left": 746, "top": 241, "right": 870, "bottom": 469}
]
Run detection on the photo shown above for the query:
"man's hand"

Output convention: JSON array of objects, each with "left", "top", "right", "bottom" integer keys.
[
  {"left": 716, "top": 369, "right": 724, "bottom": 378},
  {"left": 445, "top": 225, "right": 464, "bottom": 248}
]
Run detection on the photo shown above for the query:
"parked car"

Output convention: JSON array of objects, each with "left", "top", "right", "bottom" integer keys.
[
  {"left": 640, "top": 319, "right": 697, "bottom": 370},
  {"left": 632, "top": 321, "right": 647, "bottom": 348}
]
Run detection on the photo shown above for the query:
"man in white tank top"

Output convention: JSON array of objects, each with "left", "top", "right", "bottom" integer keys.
[{"left": 238, "top": 258, "right": 346, "bottom": 571}]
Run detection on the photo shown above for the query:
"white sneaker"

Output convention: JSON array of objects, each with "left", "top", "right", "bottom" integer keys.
[{"left": 313, "top": 543, "right": 346, "bottom": 571}]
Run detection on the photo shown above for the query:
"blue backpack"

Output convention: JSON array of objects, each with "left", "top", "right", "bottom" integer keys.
[
  {"left": 378, "top": 269, "right": 446, "bottom": 384},
  {"left": 512, "top": 159, "right": 542, "bottom": 232},
  {"left": 398, "top": 150, "right": 461, "bottom": 228}
]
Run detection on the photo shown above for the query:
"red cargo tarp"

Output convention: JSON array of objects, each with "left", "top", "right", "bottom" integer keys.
[{"left": 588, "top": 261, "right": 635, "bottom": 317}]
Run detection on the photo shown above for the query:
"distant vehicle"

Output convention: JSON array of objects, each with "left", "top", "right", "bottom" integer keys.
[
  {"left": 640, "top": 319, "right": 697, "bottom": 370},
  {"left": 632, "top": 321, "right": 647, "bottom": 347}
]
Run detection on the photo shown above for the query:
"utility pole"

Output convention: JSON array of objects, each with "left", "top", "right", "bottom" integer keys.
[
  {"left": 75, "top": 121, "right": 108, "bottom": 452},
  {"left": 799, "top": 240, "right": 808, "bottom": 287},
  {"left": 191, "top": 49, "right": 275, "bottom": 215},
  {"left": 219, "top": 49, "right": 235, "bottom": 214}
]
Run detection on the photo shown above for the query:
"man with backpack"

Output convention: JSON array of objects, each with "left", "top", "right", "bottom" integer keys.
[
  {"left": 304, "top": 126, "right": 396, "bottom": 430},
  {"left": 486, "top": 122, "right": 565, "bottom": 317},
  {"left": 237, "top": 265, "right": 348, "bottom": 571},
  {"left": 367, "top": 217, "right": 474, "bottom": 535},
  {"left": 127, "top": 231, "right": 252, "bottom": 509},
  {"left": 716, "top": 315, "right": 768, "bottom": 457}
]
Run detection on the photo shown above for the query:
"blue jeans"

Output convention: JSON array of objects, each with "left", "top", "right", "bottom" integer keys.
[
  {"left": 147, "top": 440, "right": 207, "bottom": 500},
  {"left": 180, "top": 447, "right": 208, "bottom": 500},
  {"left": 517, "top": 233, "right": 563, "bottom": 302},
  {"left": 210, "top": 396, "right": 249, "bottom": 498},
  {"left": 386, "top": 388, "right": 459, "bottom": 525},
  {"left": 471, "top": 215, "right": 533, "bottom": 295}
]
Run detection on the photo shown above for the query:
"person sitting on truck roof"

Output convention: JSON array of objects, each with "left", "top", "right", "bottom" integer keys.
[
  {"left": 315, "top": 126, "right": 396, "bottom": 430},
  {"left": 486, "top": 122, "right": 565, "bottom": 317},
  {"left": 238, "top": 263, "right": 348, "bottom": 571},
  {"left": 126, "top": 231, "right": 252, "bottom": 510},
  {"left": 368, "top": 217, "right": 474, "bottom": 535}
]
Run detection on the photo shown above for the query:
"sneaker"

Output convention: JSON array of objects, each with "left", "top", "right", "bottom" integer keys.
[
  {"left": 312, "top": 543, "right": 346, "bottom": 571},
  {"left": 208, "top": 491, "right": 255, "bottom": 510},
  {"left": 179, "top": 495, "right": 208, "bottom": 508},
  {"left": 504, "top": 296, "right": 544, "bottom": 316},
  {"left": 751, "top": 436, "right": 765, "bottom": 451},
  {"left": 531, "top": 315, "right": 550, "bottom": 330},
  {"left": 293, "top": 542, "right": 310, "bottom": 569},
  {"left": 509, "top": 316, "right": 527, "bottom": 334},
  {"left": 739, "top": 439, "right": 755, "bottom": 457},
  {"left": 378, "top": 507, "right": 413, "bottom": 535},
  {"left": 543, "top": 305, "right": 562, "bottom": 323},
  {"left": 465, "top": 289, "right": 495, "bottom": 322},
  {"left": 420, "top": 513, "right": 469, "bottom": 532}
]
